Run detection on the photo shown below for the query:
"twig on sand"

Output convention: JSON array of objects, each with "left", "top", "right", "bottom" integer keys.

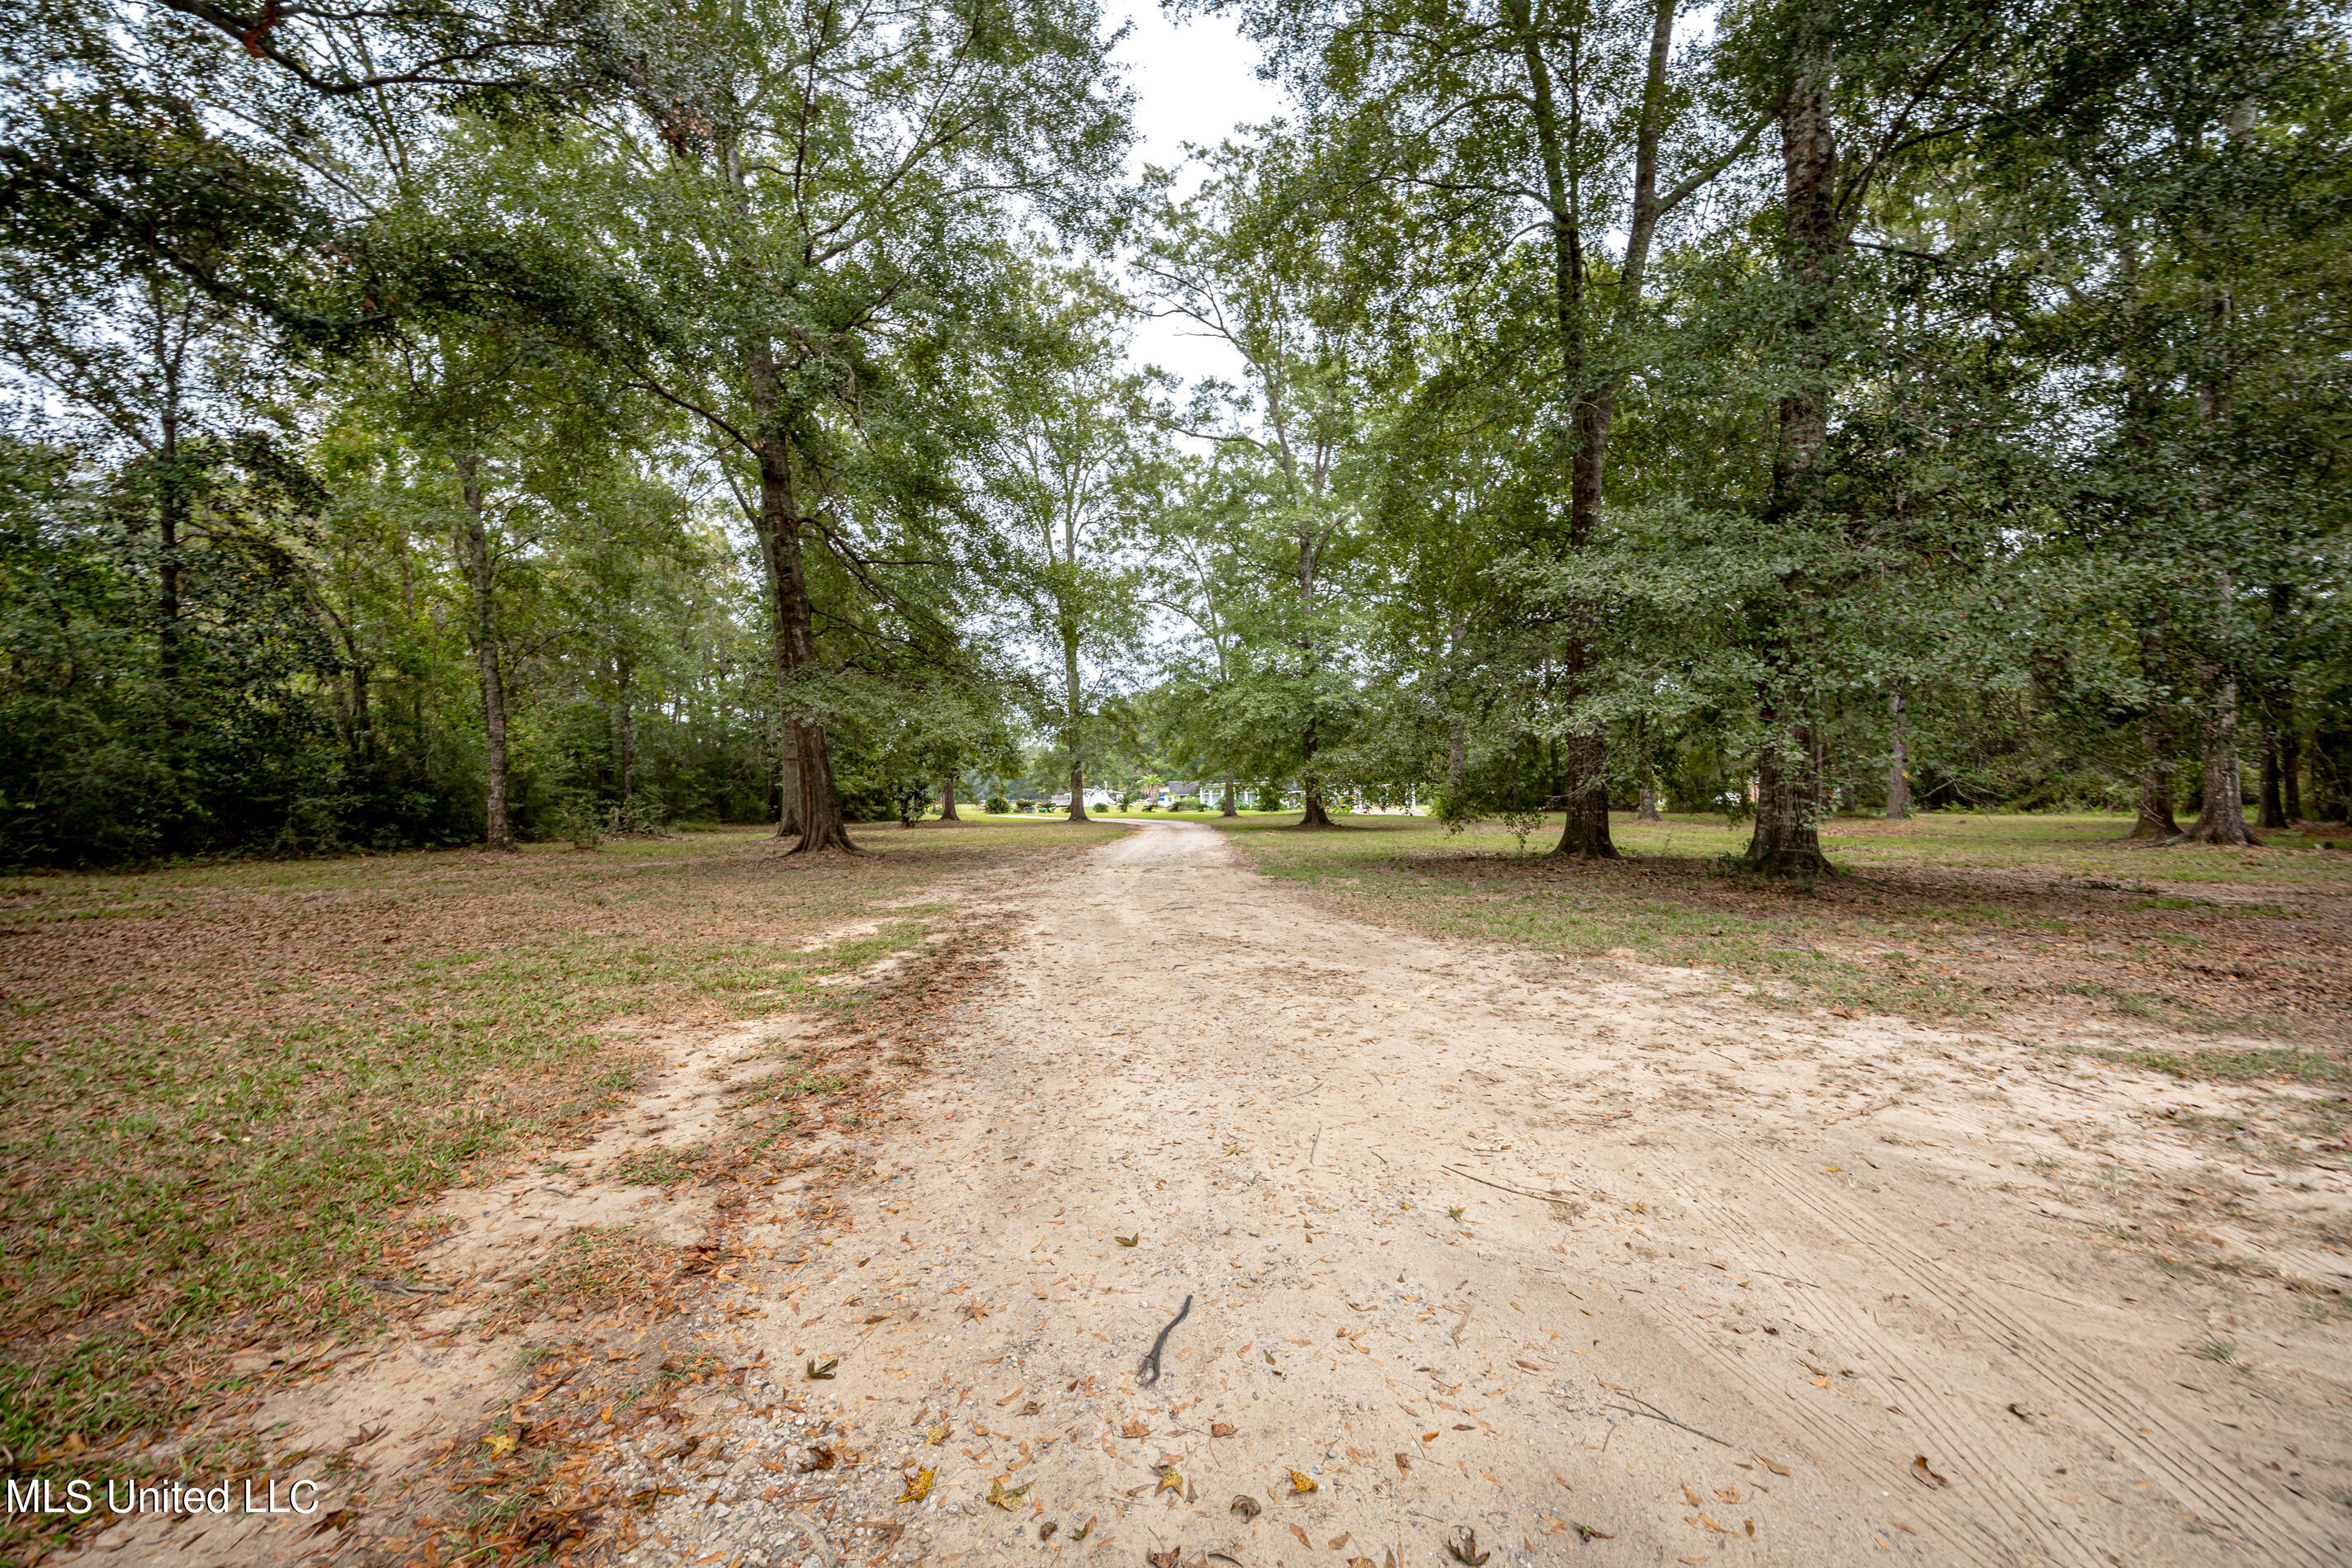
[
  {"left": 2030, "top": 1072, "right": 2099, "bottom": 1098},
  {"left": 357, "top": 1278, "right": 451, "bottom": 1296},
  {"left": 1440, "top": 1164, "right": 1580, "bottom": 1207},
  {"left": 1277, "top": 1079, "right": 1323, "bottom": 1102},
  {"left": 1138, "top": 1294, "right": 1193, "bottom": 1386},
  {"left": 1603, "top": 1387, "right": 1732, "bottom": 1448},
  {"left": 1308, "top": 1127, "right": 1321, "bottom": 1166}
]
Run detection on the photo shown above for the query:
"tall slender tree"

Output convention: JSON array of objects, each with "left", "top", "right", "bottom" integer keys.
[{"left": 523, "top": 0, "right": 1129, "bottom": 851}]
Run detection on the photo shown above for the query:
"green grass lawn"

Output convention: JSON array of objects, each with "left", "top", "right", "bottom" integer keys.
[
  {"left": 0, "top": 819, "right": 1122, "bottom": 1480},
  {"left": 1211, "top": 810, "right": 2352, "bottom": 1077}
]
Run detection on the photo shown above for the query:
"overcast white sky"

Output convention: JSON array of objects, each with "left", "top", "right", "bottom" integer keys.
[{"left": 1105, "top": 0, "right": 1284, "bottom": 390}]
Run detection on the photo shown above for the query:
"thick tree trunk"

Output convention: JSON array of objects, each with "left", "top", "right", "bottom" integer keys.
[
  {"left": 940, "top": 781, "right": 960, "bottom": 821},
  {"left": 2174, "top": 663, "right": 2260, "bottom": 845},
  {"left": 748, "top": 355, "right": 853, "bottom": 853},
  {"left": 1445, "top": 717, "right": 1467, "bottom": 801},
  {"left": 1551, "top": 725, "right": 1618, "bottom": 857},
  {"left": 454, "top": 454, "right": 514, "bottom": 852},
  {"left": 1742, "top": 24, "right": 1840, "bottom": 881},
  {"left": 1745, "top": 715, "right": 1833, "bottom": 876},
  {"left": 784, "top": 717, "right": 852, "bottom": 851},
  {"left": 1547, "top": 635, "right": 1616, "bottom": 855},
  {"left": 1550, "top": 729, "right": 1616, "bottom": 857},
  {"left": 753, "top": 448, "right": 852, "bottom": 852},
  {"left": 1299, "top": 722, "right": 1334, "bottom": 827},
  {"left": 1636, "top": 778, "right": 1662, "bottom": 821},
  {"left": 1220, "top": 770, "right": 1238, "bottom": 818},
  {"left": 1068, "top": 761, "right": 1090, "bottom": 822},
  {"left": 1885, "top": 683, "right": 1910, "bottom": 819},
  {"left": 2282, "top": 728, "right": 2302, "bottom": 822}
]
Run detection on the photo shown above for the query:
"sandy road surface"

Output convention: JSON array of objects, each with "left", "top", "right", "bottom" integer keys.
[{"left": 619, "top": 820, "right": 2349, "bottom": 1568}]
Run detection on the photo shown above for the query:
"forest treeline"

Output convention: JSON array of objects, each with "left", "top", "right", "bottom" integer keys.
[{"left": 0, "top": 0, "right": 2345, "bottom": 870}]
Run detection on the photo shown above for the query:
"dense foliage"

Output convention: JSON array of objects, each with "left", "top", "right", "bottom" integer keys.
[{"left": 2, "top": 0, "right": 2345, "bottom": 866}]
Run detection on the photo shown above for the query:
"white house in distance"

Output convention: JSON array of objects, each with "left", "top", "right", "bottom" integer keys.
[{"left": 1049, "top": 789, "right": 1118, "bottom": 811}]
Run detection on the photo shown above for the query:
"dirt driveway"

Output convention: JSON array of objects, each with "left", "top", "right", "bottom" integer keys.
[
  {"left": 68, "top": 819, "right": 2347, "bottom": 1568},
  {"left": 605, "top": 819, "right": 2347, "bottom": 1568}
]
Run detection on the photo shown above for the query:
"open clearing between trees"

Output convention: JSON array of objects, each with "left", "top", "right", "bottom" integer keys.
[{"left": 7, "top": 815, "right": 2350, "bottom": 1566}]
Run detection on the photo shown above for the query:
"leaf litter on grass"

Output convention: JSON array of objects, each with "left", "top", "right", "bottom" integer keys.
[
  {"left": 1217, "top": 811, "right": 2352, "bottom": 1067},
  {"left": 0, "top": 821, "right": 1120, "bottom": 1556}
]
